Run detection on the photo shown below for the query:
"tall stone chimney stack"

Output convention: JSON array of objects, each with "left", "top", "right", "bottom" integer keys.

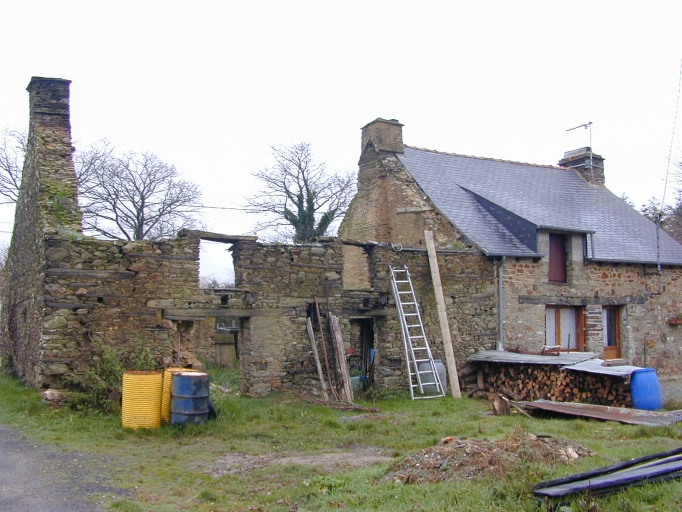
[
  {"left": 24, "top": 77, "right": 82, "bottom": 234},
  {"left": 558, "top": 147, "right": 605, "bottom": 186},
  {"left": 361, "top": 118, "right": 404, "bottom": 154}
]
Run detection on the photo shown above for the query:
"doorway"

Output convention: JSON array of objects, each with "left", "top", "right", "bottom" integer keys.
[
  {"left": 349, "top": 318, "right": 375, "bottom": 388},
  {"left": 602, "top": 306, "right": 621, "bottom": 359}
]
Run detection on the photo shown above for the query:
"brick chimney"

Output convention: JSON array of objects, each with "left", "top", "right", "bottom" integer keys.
[
  {"left": 361, "top": 118, "right": 404, "bottom": 154},
  {"left": 558, "top": 147, "right": 605, "bottom": 186}
]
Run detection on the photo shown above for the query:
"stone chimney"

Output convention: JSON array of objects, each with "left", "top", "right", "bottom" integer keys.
[
  {"left": 24, "top": 77, "right": 82, "bottom": 234},
  {"left": 558, "top": 147, "right": 605, "bottom": 186},
  {"left": 361, "top": 118, "right": 404, "bottom": 154}
]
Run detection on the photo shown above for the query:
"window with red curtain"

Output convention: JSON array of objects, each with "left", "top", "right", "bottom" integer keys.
[{"left": 548, "top": 233, "right": 567, "bottom": 283}]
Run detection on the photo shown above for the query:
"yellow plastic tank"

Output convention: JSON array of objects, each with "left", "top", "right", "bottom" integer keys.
[
  {"left": 121, "top": 371, "right": 163, "bottom": 429},
  {"left": 161, "top": 367, "right": 198, "bottom": 423}
]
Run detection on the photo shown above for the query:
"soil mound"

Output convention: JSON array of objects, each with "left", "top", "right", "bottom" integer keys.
[{"left": 384, "top": 430, "right": 593, "bottom": 484}]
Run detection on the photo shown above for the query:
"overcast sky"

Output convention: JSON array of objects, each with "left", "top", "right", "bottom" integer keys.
[{"left": 1, "top": 1, "right": 682, "bottom": 281}]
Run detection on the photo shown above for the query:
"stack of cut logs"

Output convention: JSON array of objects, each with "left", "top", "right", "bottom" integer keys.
[{"left": 461, "top": 363, "right": 632, "bottom": 407}]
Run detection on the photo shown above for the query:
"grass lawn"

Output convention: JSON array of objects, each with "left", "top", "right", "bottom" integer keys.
[{"left": 1, "top": 365, "right": 681, "bottom": 511}]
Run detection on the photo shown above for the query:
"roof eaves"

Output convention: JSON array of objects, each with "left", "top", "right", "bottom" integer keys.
[
  {"left": 587, "top": 256, "right": 682, "bottom": 267},
  {"left": 485, "top": 250, "right": 544, "bottom": 258},
  {"left": 538, "top": 226, "right": 596, "bottom": 235}
]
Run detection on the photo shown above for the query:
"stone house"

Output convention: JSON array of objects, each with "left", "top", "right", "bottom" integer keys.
[
  {"left": 4, "top": 77, "right": 682, "bottom": 402},
  {"left": 339, "top": 118, "right": 682, "bottom": 376}
]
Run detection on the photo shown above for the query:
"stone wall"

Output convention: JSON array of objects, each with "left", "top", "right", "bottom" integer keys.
[
  {"left": 229, "top": 238, "right": 498, "bottom": 397},
  {"left": 230, "top": 239, "right": 364, "bottom": 397},
  {"left": 0, "top": 78, "right": 214, "bottom": 399},
  {"left": 37, "top": 237, "right": 213, "bottom": 390},
  {"left": 339, "top": 141, "right": 465, "bottom": 249},
  {"left": 502, "top": 254, "right": 682, "bottom": 375},
  {"left": 1, "top": 77, "right": 81, "bottom": 388}
]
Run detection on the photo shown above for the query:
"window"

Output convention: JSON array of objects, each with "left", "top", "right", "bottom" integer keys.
[
  {"left": 602, "top": 306, "right": 621, "bottom": 359},
  {"left": 548, "top": 233, "right": 567, "bottom": 283},
  {"left": 545, "top": 306, "right": 585, "bottom": 350}
]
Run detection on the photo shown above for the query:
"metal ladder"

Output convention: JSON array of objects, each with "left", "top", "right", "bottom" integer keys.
[{"left": 389, "top": 265, "right": 445, "bottom": 399}]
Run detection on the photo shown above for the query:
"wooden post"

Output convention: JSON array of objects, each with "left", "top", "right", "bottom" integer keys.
[
  {"left": 307, "top": 318, "right": 330, "bottom": 401},
  {"left": 424, "top": 230, "right": 462, "bottom": 398}
]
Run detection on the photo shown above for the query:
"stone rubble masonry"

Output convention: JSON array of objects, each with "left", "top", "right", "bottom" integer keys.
[
  {"left": 337, "top": 117, "right": 682, "bottom": 383},
  {"left": 230, "top": 239, "right": 497, "bottom": 397},
  {"left": 504, "top": 257, "right": 682, "bottom": 375},
  {"left": 6, "top": 79, "right": 681, "bottom": 403},
  {"left": 0, "top": 78, "right": 215, "bottom": 398}
]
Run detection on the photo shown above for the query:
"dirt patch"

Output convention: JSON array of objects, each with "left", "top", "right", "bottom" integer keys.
[
  {"left": 208, "top": 445, "right": 393, "bottom": 476},
  {"left": 383, "top": 430, "right": 594, "bottom": 484}
]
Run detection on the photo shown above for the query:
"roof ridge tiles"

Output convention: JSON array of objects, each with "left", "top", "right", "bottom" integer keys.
[{"left": 403, "top": 145, "right": 567, "bottom": 170}]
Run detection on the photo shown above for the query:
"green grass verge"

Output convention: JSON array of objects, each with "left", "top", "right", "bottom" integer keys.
[{"left": 0, "top": 365, "right": 681, "bottom": 511}]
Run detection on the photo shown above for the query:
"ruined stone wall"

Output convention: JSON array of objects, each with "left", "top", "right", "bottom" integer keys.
[
  {"left": 231, "top": 239, "right": 365, "bottom": 397},
  {"left": 0, "top": 78, "right": 214, "bottom": 397},
  {"left": 231, "top": 238, "right": 498, "bottom": 396},
  {"left": 1, "top": 78, "right": 81, "bottom": 386},
  {"left": 37, "top": 237, "right": 210, "bottom": 390}
]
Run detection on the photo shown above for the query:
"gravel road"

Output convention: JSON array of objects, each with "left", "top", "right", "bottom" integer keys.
[{"left": 0, "top": 424, "right": 128, "bottom": 511}]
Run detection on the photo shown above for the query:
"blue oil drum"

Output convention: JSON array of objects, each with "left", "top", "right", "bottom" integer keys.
[
  {"left": 170, "top": 372, "right": 210, "bottom": 425},
  {"left": 630, "top": 368, "right": 663, "bottom": 411}
]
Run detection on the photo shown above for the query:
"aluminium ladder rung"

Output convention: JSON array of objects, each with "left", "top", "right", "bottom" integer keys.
[{"left": 389, "top": 264, "right": 445, "bottom": 400}]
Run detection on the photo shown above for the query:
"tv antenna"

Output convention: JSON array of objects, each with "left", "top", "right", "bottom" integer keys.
[
  {"left": 566, "top": 121, "right": 594, "bottom": 173},
  {"left": 566, "top": 121, "right": 593, "bottom": 149}
]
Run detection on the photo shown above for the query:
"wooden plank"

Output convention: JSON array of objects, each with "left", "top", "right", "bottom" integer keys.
[
  {"left": 314, "top": 297, "right": 339, "bottom": 401},
  {"left": 329, "top": 313, "right": 354, "bottom": 403},
  {"left": 424, "top": 230, "right": 462, "bottom": 398},
  {"left": 307, "top": 318, "right": 330, "bottom": 401},
  {"left": 396, "top": 206, "right": 434, "bottom": 213}
]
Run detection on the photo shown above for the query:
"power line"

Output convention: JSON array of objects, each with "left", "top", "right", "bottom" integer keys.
[
  {"left": 192, "top": 205, "right": 250, "bottom": 211},
  {"left": 661, "top": 57, "right": 682, "bottom": 209}
]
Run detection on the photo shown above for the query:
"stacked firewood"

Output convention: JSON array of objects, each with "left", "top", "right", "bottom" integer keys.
[{"left": 461, "top": 363, "right": 632, "bottom": 407}]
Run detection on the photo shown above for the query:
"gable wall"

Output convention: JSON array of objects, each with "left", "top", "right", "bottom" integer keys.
[{"left": 340, "top": 148, "right": 463, "bottom": 248}]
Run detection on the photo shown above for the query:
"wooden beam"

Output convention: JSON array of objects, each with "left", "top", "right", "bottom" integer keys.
[
  {"left": 45, "top": 269, "right": 136, "bottom": 280},
  {"left": 177, "top": 228, "right": 258, "bottom": 243},
  {"left": 424, "top": 230, "right": 462, "bottom": 398},
  {"left": 163, "top": 308, "right": 282, "bottom": 318}
]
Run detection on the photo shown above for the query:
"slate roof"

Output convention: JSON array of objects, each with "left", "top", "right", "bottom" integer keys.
[{"left": 398, "top": 146, "right": 682, "bottom": 265}]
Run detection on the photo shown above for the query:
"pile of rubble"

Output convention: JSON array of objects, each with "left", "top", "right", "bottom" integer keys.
[{"left": 384, "top": 430, "right": 593, "bottom": 484}]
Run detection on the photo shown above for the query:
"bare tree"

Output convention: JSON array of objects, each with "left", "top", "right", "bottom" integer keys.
[
  {"left": 0, "top": 129, "right": 203, "bottom": 241},
  {"left": 0, "top": 128, "right": 26, "bottom": 204},
  {"left": 78, "top": 149, "right": 202, "bottom": 240},
  {"left": 247, "top": 142, "right": 356, "bottom": 242}
]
